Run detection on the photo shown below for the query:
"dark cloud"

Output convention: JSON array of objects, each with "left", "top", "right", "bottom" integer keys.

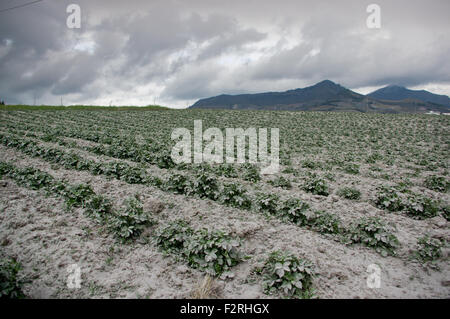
[
  {"left": 196, "top": 28, "right": 267, "bottom": 61},
  {"left": 0, "top": 0, "right": 448, "bottom": 106}
]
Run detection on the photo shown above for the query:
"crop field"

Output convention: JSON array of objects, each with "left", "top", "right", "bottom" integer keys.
[{"left": 0, "top": 108, "right": 449, "bottom": 299}]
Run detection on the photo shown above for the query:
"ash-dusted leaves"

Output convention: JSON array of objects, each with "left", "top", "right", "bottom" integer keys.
[
  {"left": 342, "top": 163, "right": 360, "bottom": 175},
  {"left": 0, "top": 161, "right": 97, "bottom": 211},
  {"left": 0, "top": 258, "right": 27, "bottom": 299},
  {"left": 442, "top": 205, "right": 450, "bottom": 221},
  {"left": 278, "top": 198, "right": 310, "bottom": 225},
  {"left": 240, "top": 163, "right": 261, "bottom": 182},
  {"left": 0, "top": 161, "right": 160, "bottom": 243},
  {"left": 219, "top": 182, "right": 252, "bottom": 209},
  {"left": 403, "top": 195, "right": 439, "bottom": 219},
  {"left": 375, "top": 186, "right": 404, "bottom": 211},
  {"left": 185, "top": 229, "right": 242, "bottom": 277},
  {"left": 84, "top": 195, "right": 113, "bottom": 222},
  {"left": 102, "top": 162, "right": 145, "bottom": 184},
  {"left": 108, "top": 196, "right": 156, "bottom": 242},
  {"left": 0, "top": 162, "right": 53, "bottom": 191},
  {"left": 154, "top": 220, "right": 194, "bottom": 254},
  {"left": 256, "top": 196, "right": 343, "bottom": 235},
  {"left": 424, "top": 175, "right": 449, "bottom": 193},
  {"left": 375, "top": 185, "right": 441, "bottom": 219},
  {"left": 154, "top": 150, "right": 176, "bottom": 169},
  {"left": 260, "top": 250, "right": 316, "bottom": 298},
  {"left": 366, "top": 152, "right": 383, "bottom": 164},
  {"left": 348, "top": 217, "right": 399, "bottom": 256},
  {"left": 254, "top": 192, "right": 280, "bottom": 215},
  {"left": 164, "top": 173, "right": 191, "bottom": 194},
  {"left": 279, "top": 197, "right": 342, "bottom": 234},
  {"left": 302, "top": 174, "right": 329, "bottom": 196},
  {"left": 337, "top": 187, "right": 361, "bottom": 200},
  {"left": 155, "top": 220, "right": 243, "bottom": 277},
  {"left": 191, "top": 171, "right": 219, "bottom": 200},
  {"left": 61, "top": 184, "right": 95, "bottom": 209},
  {"left": 302, "top": 159, "right": 322, "bottom": 170},
  {"left": 414, "top": 235, "right": 446, "bottom": 266},
  {"left": 212, "top": 163, "right": 238, "bottom": 178},
  {"left": 308, "top": 211, "right": 342, "bottom": 235},
  {"left": 268, "top": 176, "right": 292, "bottom": 189}
]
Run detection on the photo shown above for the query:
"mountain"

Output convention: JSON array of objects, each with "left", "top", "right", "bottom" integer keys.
[
  {"left": 191, "top": 80, "right": 365, "bottom": 110},
  {"left": 190, "top": 80, "right": 450, "bottom": 113},
  {"left": 368, "top": 85, "right": 450, "bottom": 107}
]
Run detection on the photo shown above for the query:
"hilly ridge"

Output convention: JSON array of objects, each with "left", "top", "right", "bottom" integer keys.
[
  {"left": 367, "top": 85, "right": 450, "bottom": 107},
  {"left": 190, "top": 80, "right": 450, "bottom": 113}
]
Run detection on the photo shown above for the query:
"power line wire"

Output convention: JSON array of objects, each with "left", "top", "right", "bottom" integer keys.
[{"left": 0, "top": 0, "right": 44, "bottom": 14}]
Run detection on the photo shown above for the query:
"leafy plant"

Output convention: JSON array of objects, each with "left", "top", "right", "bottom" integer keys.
[
  {"left": 154, "top": 220, "right": 193, "bottom": 254},
  {"left": 164, "top": 173, "right": 191, "bottom": 194},
  {"left": 308, "top": 211, "right": 342, "bottom": 235},
  {"left": 337, "top": 187, "right": 361, "bottom": 200},
  {"left": 184, "top": 229, "right": 242, "bottom": 276},
  {"left": 213, "top": 164, "right": 238, "bottom": 178},
  {"left": 191, "top": 172, "right": 219, "bottom": 200},
  {"left": 85, "top": 195, "right": 113, "bottom": 222},
  {"left": 282, "top": 166, "right": 297, "bottom": 174},
  {"left": 0, "top": 258, "right": 26, "bottom": 299},
  {"left": 424, "top": 175, "right": 449, "bottom": 193},
  {"left": 414, "top": 235, "right": 445, "bottom": 263},
  {"left": 442, "top": 205, "right": 450, "bottom": 221},
  {"left": 11, "top": 167, "right": 54, "bottom": 190},
  {"left": 240, "top": 163, "right": 261, "bottom": 182},
  {"left": 268, "top": 176, "right": 292, "bottom": 189},
  {"left": 374, "top": 186, "right": 404, "bottom": 212},
  {"left": 348, "top": 217, "right": 399, "bottom": 256},
  {"left": 302, "top": 159, "right": 321, "bottom": 170},
  {"left": 343, "top": 163, "right": 360, "bottom": 175},
  {"left": 220, "top": 183, "right": 252, "bottom": 209},
  {"left": 366, "top": 153, "right": 382, "bottom": 164},
  {"left": 102, "top": 162, "right": 144, "bottom": 184},
  {"left": 279, "top": 198, "right": 310, "bottom": 225},
  {"left": 260, "top": 251, "right": 316, "bottom": 298},
  {"left": 154, "top": 150, "right": 176, "bottom": 169},
  {"left": 155, "top": 220, "right": 242, "bottom": 276},
  {"left": 41, "top": 133, "right": 60, "bottom": 143},
  {"left": 302, "top": 174, "right": 329, "bottom": 196},
  {"left": 403, "top": 195, "right": 439, "bottom": 219},
  {"left": 109, "top": 196, "right": 156, "bottom": 242},
  {"left": 62, "top": 184, "right": 96, "bottom": 209},
  {"left": 254, "top": 192, "right": 280, "bottom": 215}
]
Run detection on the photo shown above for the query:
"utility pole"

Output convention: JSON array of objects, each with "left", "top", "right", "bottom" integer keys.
[{"left": 61, "top": 96, "right": 63, "bottom": 106}]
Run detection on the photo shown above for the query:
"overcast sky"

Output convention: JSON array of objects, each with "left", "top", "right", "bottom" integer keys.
[{"left": 0, "top": 0, "right": 449, "bottom": 108}]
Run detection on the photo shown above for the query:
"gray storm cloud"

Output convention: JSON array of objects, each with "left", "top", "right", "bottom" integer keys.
[{"left": 0, "top": 0, "right": 449, "bottom": 107}]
